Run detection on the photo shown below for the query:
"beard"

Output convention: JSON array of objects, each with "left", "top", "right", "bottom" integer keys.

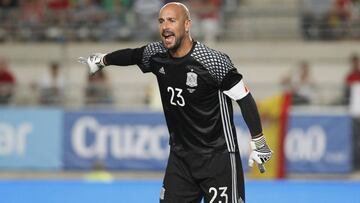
[
  {"left": 161, "top": 30, "right": 183, "bottom": 52},
  {"left": 167, "top": 35, "right": 182, "bottom": 52}
]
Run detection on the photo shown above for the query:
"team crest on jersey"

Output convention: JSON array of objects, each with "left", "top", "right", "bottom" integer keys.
[{"left": 186, "top": 72, "right": 198, "bottom": 87}]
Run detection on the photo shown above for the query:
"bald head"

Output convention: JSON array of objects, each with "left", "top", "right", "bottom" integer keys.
[
  {"left": 160, "top": 2, "right": 191, "bottom": 21},
  {"left": 158, "top": 2, "right": 193, "bottom": 56}
]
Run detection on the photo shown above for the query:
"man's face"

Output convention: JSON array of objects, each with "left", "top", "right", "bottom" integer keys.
[{"left": 158, "top": 5, "right": 189, "bottom": 50}]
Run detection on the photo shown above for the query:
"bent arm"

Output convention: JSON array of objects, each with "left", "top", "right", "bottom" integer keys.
[{"left": 221, "top": 69, "right": 262, "bottom": 138}]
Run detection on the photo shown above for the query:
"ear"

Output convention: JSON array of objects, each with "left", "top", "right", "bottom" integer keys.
[{"left": 185, "top": 19, "right": 191, "bottom": 33}]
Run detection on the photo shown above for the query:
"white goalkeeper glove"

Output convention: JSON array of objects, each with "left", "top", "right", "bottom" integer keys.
[
  {"left": 248, "top": 135, "right": 272, "bottom": 172},
  {"left": 78, "top": 53, "right": 106, "bottom": 74}
]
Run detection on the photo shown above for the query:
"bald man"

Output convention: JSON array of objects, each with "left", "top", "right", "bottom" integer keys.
[{"left": 79, "top": 2, "right": 272, "bottom": 203}]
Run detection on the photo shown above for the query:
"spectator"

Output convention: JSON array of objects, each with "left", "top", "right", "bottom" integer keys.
[
  {"left": 343, "top": 53, "right": 360, "bottom": 104},
  {"left": 71, "top": 0, "right": 107, "bottom": 41},
  {"left": 39, "top": 61, "right": 65, "bottom": 105},
  {"left": 0, "top": 0, "right": 19, "bottom": 41},
  {"left": 100, "top": 0, "right": 133, "bottom": 41},
  {"left": 282, "top": 61, "right": 316, "bottom": 105},
  {"left": 19, "top": 0, "right": 46, "bottom": 41},
  {"left": 301, "top": 0, "right": 360, "bottom": 40},
  {"left": 348, "top": 0, "right": 360, "bottom": 38},
  {"left": 133, "top": 0, "right": 162, "bottom": 40},
  {"left": 328, "top": 0, "right": 353, "bottom": 38},
  {"left": 301, "top": 0, "right": 334, "bottom": 40},
  {"left": 85, "top": 69, "right": 113, "bottom": 106},
  {"left": 44, "top": 0, "right": 71, "bottom": 41},
  {"left": 190, "top": 0, "right": 222, "bottom": 44},
  {"left": 0, "top": 57, "right": 16, "bottom": 104},
  {"left": 46, "top": 0, "right": 70, "bottom": 21},
  {"left": 331, "top": 0, "right": 352, "bottom": 21}
]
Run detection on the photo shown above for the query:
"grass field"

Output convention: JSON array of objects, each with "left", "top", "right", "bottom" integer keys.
[{"left": 2, "top": 179, "right": 360, "bottom": 203}]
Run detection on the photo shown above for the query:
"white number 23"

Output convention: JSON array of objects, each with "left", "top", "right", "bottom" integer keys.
[
  {"left": 167, "top": 87, "right": 185, "bottom": 107},
  {"left": 209, "top": 187, "right": 228, "bottom": 203}
]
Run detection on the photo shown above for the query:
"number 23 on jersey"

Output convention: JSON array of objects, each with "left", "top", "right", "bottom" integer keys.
[{"left": 167, "top": 86, "right": 185, "bottom": 107}]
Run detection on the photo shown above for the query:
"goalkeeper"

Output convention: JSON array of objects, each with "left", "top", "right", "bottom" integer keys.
[{"left": 79, "top": 2, "right": 272, "bottom": 203}]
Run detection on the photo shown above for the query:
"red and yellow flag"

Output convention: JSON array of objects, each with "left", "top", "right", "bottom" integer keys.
[{"left": 249, "top": 92, "right": 291, "bottom": 179}]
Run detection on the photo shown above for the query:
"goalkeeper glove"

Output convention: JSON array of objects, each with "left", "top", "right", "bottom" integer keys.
[
  {"left": 78, "top": 53, "right": 106, "bottom": 74},
  {"left": 248, "top": 135, "right": 272, "bottom": 168}
]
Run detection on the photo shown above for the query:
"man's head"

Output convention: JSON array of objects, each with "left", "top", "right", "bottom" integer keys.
[
  {"left": 158, "top": 2, "right": 192, "bottom": 51},
  {"left": 351, "top": 54, "right": 359, "bottom": 71}
]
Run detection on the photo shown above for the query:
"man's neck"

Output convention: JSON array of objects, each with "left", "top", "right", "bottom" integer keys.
[{"left": 169, "top": 36, "right": 193, "bottom": 58}]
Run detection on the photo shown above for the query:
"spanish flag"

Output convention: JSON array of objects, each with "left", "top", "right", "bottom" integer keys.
[{"left": 250, "top": 92, "right": 291, "bottom": 179}]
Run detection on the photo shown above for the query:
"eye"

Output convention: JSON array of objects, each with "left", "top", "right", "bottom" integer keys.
[{"left": 158, "top": 19, "right": 164, "bottom": 24}]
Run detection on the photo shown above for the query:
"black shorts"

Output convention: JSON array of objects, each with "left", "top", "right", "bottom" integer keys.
[{"left": 160, "top": 149, "right": 245, "bottom": 203}]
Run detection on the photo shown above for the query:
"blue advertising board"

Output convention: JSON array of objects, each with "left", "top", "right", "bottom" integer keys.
[
  {"left": 0, "top": 108, "right": 62, "bottom": 169},
  {"left": 285, "top": 113, "right": 352, "bottom": 173},
  {"left": 0, "top": 107, "right": 352, "bottom": 173},
  {"left": 63, "top": 111, "right": 170, "bottom": 170}
]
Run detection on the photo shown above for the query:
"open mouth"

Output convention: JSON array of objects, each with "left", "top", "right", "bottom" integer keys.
[
  {"left": 162, "top": 31, "right": 175, "bottom": 38},
  {"left": 162, "top": 31, "right": 175, "bottom": 44}
]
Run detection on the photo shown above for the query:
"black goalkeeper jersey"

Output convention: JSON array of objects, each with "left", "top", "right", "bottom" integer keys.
[{"left": 137, "top": 41, "right": 243, "bottom": 154}]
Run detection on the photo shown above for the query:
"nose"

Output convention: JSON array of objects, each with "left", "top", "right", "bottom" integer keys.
[{"left": 161, "top": 20, "right": 170, "bottom": 31}]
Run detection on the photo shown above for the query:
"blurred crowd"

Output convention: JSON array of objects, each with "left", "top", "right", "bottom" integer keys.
[
  {"left": 1, "top": 0, "right": 360, "bottom": 42},
  {"left": 302, "top": 0, "right": 360, "bottom": 40},
  {"left": 280, "top": 53, "right": 360, "bottom": 106},
  {"left": 0, "top": 0, "right": 232, "bottom": 42},
  {"left": 0, "top": 56, "right": 115, "bottom": 107}
]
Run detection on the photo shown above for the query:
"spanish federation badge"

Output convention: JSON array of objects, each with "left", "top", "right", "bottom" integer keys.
[{"left": 186, "top": 72, "right": 198, "bottom": 87}]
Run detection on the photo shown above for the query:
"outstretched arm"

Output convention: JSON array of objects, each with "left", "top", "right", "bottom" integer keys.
[
  {"left": 78, "top": 47, "right": 145, "bottom": 74},
  {"left": 104, "top": 48, "right": 144, "bottom": 66},
  {"left": 79, "top": 42, "right": 167, "bottom": 74}
]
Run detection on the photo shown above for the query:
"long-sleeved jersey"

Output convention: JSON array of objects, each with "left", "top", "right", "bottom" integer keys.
[{"left": 106, "top": 41, "right": 259, "bottom": 154}]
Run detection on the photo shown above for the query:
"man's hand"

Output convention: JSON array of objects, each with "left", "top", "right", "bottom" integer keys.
[
  {"left": 78, "top": 53, "right": 106, "bottom": 74},
  {"left": 248, "top": 135, "right": 272, "bottom": 172}
]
